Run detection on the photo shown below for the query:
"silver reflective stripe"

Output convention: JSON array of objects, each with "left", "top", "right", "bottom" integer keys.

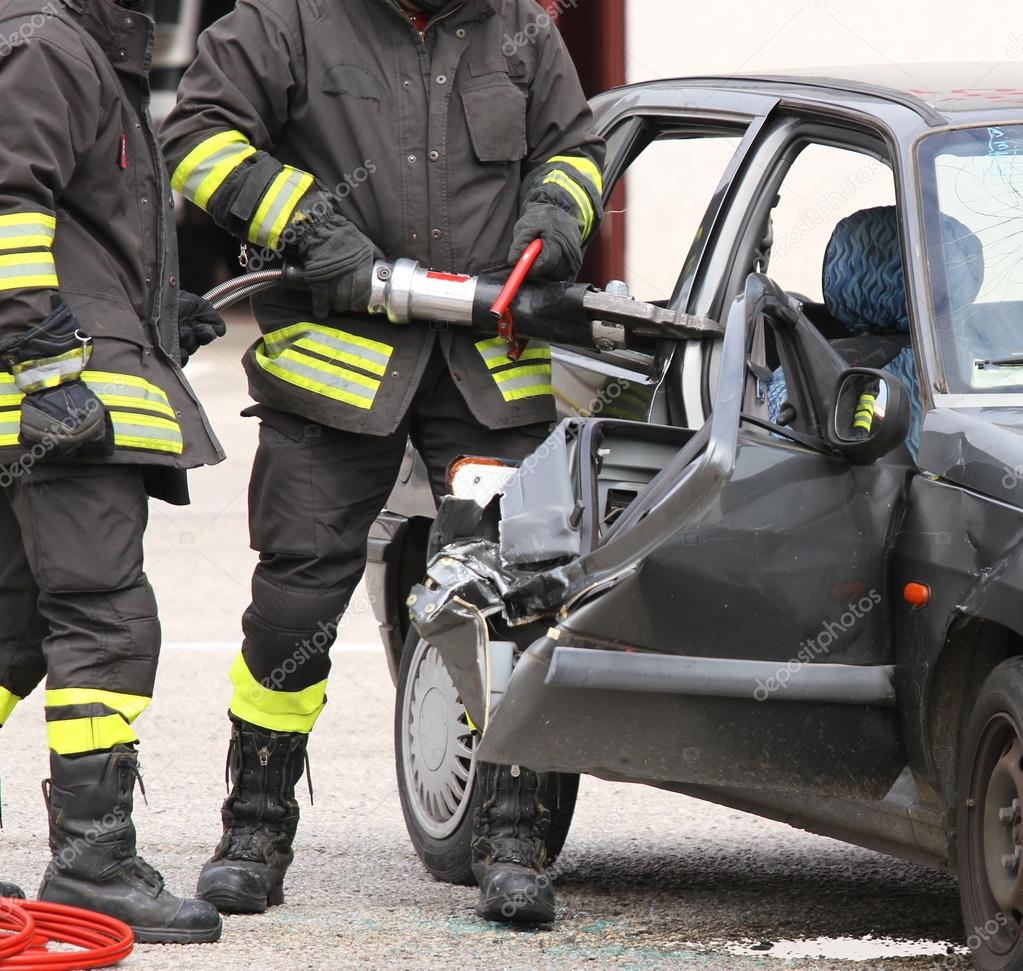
[
  {"left": 268, "top": 329, "right": 391, "bottom": 375},
  {"left": 114, "top": 420, "right": 183, "bottom": 448},
  {"left": 182, "top": 143, "right": 251, "bottom": 202},
  {"left": 14, "top": 352, "right": 88, "bottom": 393},
  {"left": 250, "top": 169, "right": 309, "bottom": 247},
  {"left": 0, "top": 221, "right": 54, "bottom": 243},
  {"left": 260, "top": 351, "right": 377, "bottom": 406},
  {"left": 0, "top": 257, "right": 56, "bottom": 283},
  {"left": 0, "top": 409, "right": 19, "bottom": 444},
  {"left": 478, "top": 341, "right": 515, "bottom": 366},
  {"left": 89, "top": 380, "right": 174, "bottom": 418}
]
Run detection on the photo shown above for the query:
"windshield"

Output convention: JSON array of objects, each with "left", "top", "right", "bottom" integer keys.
[{"left": 919, "top": 125, "right": 1023, "bottom": 394}]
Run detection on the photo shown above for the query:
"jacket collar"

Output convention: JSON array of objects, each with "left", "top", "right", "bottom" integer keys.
[{"left": 60, "top": 0, "right": 144, "bottom": 51}]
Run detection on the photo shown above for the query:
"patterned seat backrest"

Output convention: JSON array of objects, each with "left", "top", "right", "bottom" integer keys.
[{"left": 822, "top": 205, "right": 911, "bottom": 336}]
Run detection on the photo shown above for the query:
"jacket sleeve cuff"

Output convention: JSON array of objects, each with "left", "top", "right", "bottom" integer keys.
[
  {"left": 525, "top": 153, "right": 604, "bottom": 242},
  {"left": 1, "top": 297, "right": 91, "bottom": 393}
]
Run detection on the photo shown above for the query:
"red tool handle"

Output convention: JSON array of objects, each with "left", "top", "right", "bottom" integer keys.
[
  {"left": 489, "top": 239, "right": 542, "bottom": 361},
  {"left": 490, "top": 239, "right": 543, "bottom": 324}
]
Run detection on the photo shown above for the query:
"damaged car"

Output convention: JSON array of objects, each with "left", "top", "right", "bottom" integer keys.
[{"left": 367, "top": 65, "right": 1023, "bottom": 967}]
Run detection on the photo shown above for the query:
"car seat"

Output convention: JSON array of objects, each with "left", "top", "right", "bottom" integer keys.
[{"left": 767, "top": 205, "right": 970, "bottom": 458}]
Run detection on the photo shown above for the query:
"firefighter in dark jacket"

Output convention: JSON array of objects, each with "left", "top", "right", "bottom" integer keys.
[
  {"left": 161, "top": 0, "right": 603, "bottom": 925},
  {"left": 0, "top": 0, "right": 226, "bottom": 942}
]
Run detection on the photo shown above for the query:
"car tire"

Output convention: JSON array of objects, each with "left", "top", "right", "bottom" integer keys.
[
  {"left": 957, "top": 657, "right": 1023, "bottom": 969},
  {"left": 394, "top": 629, "right": 579, "bottom": 886}
]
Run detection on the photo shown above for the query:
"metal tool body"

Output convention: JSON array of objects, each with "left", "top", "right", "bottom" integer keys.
[{"left": 204, "top": 259, "right": 723, "bottom": 353}]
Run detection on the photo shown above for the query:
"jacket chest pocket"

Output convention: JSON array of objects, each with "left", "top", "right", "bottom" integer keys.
[{"left": 460, "top": 73, "right": 527, "bottom": 163}]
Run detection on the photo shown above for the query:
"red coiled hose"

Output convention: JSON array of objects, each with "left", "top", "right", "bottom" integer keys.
[{"left": 0, "top": 898, "right": 133, "bottom": 969}]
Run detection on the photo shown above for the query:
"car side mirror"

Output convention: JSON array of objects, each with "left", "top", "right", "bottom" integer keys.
[{"left": 827, "top": 367, "right": 910, "bottom": 464}]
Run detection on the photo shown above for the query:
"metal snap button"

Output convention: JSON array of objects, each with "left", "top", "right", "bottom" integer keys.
[
  {"left": 429, "top": 150, "right": 439, "bottom": 161},
  {"left": 431, "top": 228, "right": 442, "bottom": 239},
  {"left": 436, "top": 75, "right": 447, "bottom": 85}
]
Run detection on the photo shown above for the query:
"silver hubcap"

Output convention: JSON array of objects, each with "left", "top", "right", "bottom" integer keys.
[{"left": 401, "top": 637, "right": 477, "bottom": 840}]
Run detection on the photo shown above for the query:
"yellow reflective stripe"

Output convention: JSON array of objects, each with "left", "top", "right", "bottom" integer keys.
[
  {"left": 493, "top": 363, "right": 551, "bottom": 385},
  {"left": 255, "top": 344, "right": 380, "bottom": 409},
  {"left": 0, "top": 212, "right": 56, "bottom": 229},
  {"left": 248, "top": 167, "right": 315, "bottom": 250},
  {"left": 546, "top": 154, "right": 603, "bottom": 195},
  {"left": 263, "top": 322, "right": 393, "bottom": 377},
  {"left": 0, "top": 687, "right": 21, "bottom": 724},
  {"left": 170, "top": 130, "right": 255, "bottom": 210},
  {"left": 82, "top": 371, "right": 172, "bottom": 406},
  {"left": 476, "top": 341, "right": 551, "bottom": 371},
  {"left": 109, "top": 411, "right": 183, "bottom": 454},
  {"left": 491, "top": 363, "right": 553, "bottom": 402},
  {"left": 228, "top": 652, "right": 326, "bottom": 733},
  {"left": 45, "top": 688, "right": 151, "bottom": 722},
  {"left": 542, "top": 171, "right": 594, "bottom": 239},
  {"left": 0, "top": 212, "right": 56, "bottom": 251},
  {"left": 95, "top": 393, "right": 175, "bottom": 420},
  {"left": 0, "top": 235, "right": 56, "bottom": 250},
  {"left": 47, "top": 714, "right": 138, "bottom": 755},
  {"left": 0, "top": 407, "right": 18, "bottom": 446},
  {"left": 0, "top": 251, "right": 58, "bottom": 292}
]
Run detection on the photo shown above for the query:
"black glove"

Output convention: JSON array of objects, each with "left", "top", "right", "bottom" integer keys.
[
  {"left": 508, "top": 203, "right": 584, "bottom": 282},
  {"left": 293, "top": 207, "right": 378, "bottom": 318},
  {"left": 178, "top": 291, "right": 226, "bottom": 367},
  {"left": 19, "top": 379, "right": 113, "bottom": 457}
]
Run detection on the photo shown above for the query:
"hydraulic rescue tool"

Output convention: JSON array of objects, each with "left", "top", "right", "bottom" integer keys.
[{"left": 203, "top": 242, "right": 723, "bottom": 353}]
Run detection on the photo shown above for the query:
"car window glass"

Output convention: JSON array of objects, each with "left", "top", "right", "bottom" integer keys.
[
  {"left": 595, "top": 133, "right": 742, "bottom": 303},
  {"left": 766, "top": 144, "right": 896, "bottom": 301}
]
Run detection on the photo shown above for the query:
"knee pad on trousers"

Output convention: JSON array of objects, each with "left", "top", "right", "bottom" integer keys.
[
  {"left": 43, "top": 580, "right": 161, "bottom": 698},
  {"left": 241, "top": 571, "right": 350, "bottom": 691}
]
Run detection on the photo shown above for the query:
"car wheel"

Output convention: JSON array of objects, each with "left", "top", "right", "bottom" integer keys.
[
  {"left": 394, "top": 629, "right": 579, "bottom": 885},
  {"left": 958, "top": 658, "right": 1023, "bottom": 970}
]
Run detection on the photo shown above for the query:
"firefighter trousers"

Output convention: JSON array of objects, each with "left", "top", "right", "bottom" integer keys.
[
  {"left": 229, "top": 345, "right": 549, "bottom": 732},
  {"left": 0, "top": 464, "right": 159, "bottom": 754}
]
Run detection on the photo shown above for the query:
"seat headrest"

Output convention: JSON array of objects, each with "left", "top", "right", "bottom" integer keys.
[
  {"left": 822, "top": 206, "right": 909, "bottom": 336},
  {"left": 822, "top": 205, "right": 984, "bottom": 336}
]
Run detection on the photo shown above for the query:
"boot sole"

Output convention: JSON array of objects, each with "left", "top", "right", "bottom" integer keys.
[
  {"left": 197, "top": 885, "right": 284, "bottom": 915},
  {"left": 476, "top": 894, "right": 555, "bottom": 925},
  {"left": 131, "top": 920, "right": 223, "bottom": 945}
]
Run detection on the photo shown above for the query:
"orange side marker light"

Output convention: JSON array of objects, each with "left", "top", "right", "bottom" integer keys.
[{"left": 904, "top": 582, "right": 931, "bottom": 607}]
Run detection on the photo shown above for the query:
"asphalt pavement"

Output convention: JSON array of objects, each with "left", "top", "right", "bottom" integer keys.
[{"left": 1, "top": 323, "right": 969, "bottom": 970}]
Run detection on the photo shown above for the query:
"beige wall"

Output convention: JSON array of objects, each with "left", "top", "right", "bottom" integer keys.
[{"left": 621, "top": 0, "right": 1021, "bottom": 301}]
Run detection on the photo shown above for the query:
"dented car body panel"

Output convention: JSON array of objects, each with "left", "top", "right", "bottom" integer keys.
[{"left": 376, "top": 65, "right": 1023, "bottom": 871}]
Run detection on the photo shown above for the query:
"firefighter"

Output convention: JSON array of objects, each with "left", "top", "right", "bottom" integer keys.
[
  {"left": 0, "top": 0, "right": 226, "bottom": 943},
  {"left": 160, "top": 0, "right": 603, "bottom": 925}
]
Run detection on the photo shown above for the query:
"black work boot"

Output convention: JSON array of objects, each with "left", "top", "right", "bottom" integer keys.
[
  {"left": 0, "top": 882, "right": 24, "bottom": 898},
  {"left": 38, "top": 746, "right": 222, "bottom": 944},
  {"left": 471, "top": 761, "right": 555, "bottom": 924},
  {"left": 196, "top": 716, "right": 309, "bottom": 914}
]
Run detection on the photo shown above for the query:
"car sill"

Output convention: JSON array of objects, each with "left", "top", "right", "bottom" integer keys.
[{"left": 545, "top": 646, "right": 897, "bottom": 707}]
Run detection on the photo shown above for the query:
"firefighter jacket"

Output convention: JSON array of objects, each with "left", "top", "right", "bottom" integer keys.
[
  {"left": 160, "top": 0, "right": 605, "bottom": 435},
  {"left": 0, "top": 0, "right": 223, "bottom": 476}
]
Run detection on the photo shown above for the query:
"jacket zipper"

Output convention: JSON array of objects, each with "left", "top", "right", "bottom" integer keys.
[{"left": 387, "top": 0, "right": 465, "bottom": 43}]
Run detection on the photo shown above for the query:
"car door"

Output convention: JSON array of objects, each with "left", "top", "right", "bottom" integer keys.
[
  {"left": 551, "top": 87, "right": 778, "bottom": 426},
  {"left": 481, "top": 112, "right": 913, "bottom": 804}
]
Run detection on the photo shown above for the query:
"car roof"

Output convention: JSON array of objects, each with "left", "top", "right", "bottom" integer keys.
[{"left": 597, "top": 63, "right": 1023, "bottom": 128}]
